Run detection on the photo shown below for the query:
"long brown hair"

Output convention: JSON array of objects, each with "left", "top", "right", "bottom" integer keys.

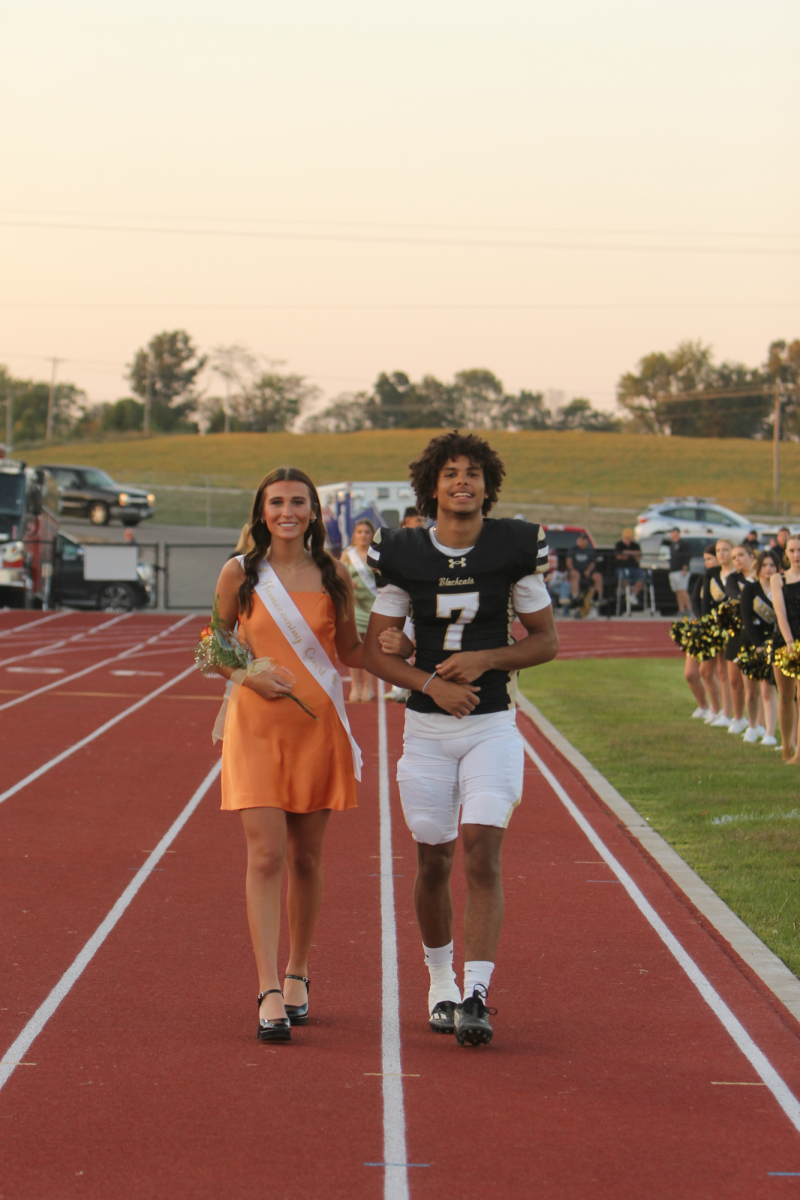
[{"left": 238, "top": 467, "right": 349, "bottom": 617}]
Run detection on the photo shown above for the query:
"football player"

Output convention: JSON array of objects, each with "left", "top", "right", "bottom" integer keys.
[{"left": 362, "top": 430, "right": 559, "bottom": 1045}]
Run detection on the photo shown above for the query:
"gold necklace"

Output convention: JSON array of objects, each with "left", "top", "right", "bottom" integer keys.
[{"left": 269, "top": 549, "right": 309, "bottom": 572}]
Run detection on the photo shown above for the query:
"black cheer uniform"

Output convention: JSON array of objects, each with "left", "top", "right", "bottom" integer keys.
[
  {"left": 724, "top": 571, "right": 748, "bottom": 663},
  {"left": 777, "top": 580, "right": 800, "bottom": 649},
  {"left": 701, "top": 566, "right": 729, "bottom": 616},
  {"left": 740, "top": 580, "right": 778, "bottom": 685},
  {"left": 740, "top": 581, "right": 777, "bottom": 648},
  {"left": 369, "top": 518, "right": 549, "bottom": 716}
]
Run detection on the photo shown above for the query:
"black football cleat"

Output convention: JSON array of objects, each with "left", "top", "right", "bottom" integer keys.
[
  {"left": 454, "top": 987, "right": 496, "bottom": 1046},
  {"left": 429, "top": 1000, "right": 457, "bottom": 1034}
]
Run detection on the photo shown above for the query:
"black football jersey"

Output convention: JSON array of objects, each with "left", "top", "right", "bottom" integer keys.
[{"left": 369, "top": 518, "right": 549, "bottom": 715}]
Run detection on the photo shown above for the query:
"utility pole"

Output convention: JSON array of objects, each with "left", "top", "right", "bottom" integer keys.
[
  {"left": 773, "top": 381, "right": 782, "bottom": 510},
  {"left": 5, "top": 385, "right": 12, "bottom": 455},
  {"left": 144, "top": 350, "right": 153, "bottom": 435},
  {"left": 45, "top": 357, "right": 62, "bottom": 442}
]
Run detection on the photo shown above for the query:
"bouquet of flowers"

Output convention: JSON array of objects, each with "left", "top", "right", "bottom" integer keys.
[
  {"left": 736, "top": 642, "right": 773, "bottom": 682},
  {"left": 774, "top": 642, "right": 800, "bottom": 680},
  {"left": 196, "top": 596, "right": 317, "bottom": 719}
]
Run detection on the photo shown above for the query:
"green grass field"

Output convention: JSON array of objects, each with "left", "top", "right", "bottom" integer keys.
[
  {"left": 20, "top": 429, "right": 800, "bottom": 517},
  {"left": 519, "top": 657, "right": 800, "bottom": 979}
]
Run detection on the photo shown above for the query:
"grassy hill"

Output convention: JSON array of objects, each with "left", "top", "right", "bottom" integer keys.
[
  {"left": 21, "top": 429, "right": 795, "bottom": 508},
  {"left": 20, "top": 429, "right": 797, "bottom": 530}
]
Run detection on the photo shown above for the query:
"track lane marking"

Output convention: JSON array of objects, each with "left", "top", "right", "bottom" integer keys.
[
  {"left": 377, "top": 685, "right": 411, "bottom": 1200},
  {"left": 0, "top": 663, "right": 197, "bottom": 806},
  {"left": 0, "top": 611, "right": 133, "bottom": 668},
  {"left": 0, "top": 760, "right": 222, "bottom": 1095},
  {"left": 517, "top": 724, "right": 800, "bottom": 1136},
  {"left": 0, "top": 613, "right": 196, "bottom": 713},
  {"left": 0, "top": 612, "right": 70, "bottom": 639}
]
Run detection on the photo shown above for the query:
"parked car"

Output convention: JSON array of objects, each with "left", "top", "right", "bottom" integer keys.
[
  {"left": 635, "top": 498, "right": 766, "bottom": 543},
  {"left": 51, "top": 532, "right": 153, "bottom": 611},
  {"left": 0, "top": 460, "right": 58, "bottom": 608},
  {"left": 39, "top": 464, "right": 155, "bottom": 526}
]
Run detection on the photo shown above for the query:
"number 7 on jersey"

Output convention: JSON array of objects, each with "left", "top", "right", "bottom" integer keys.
[{"left": 436, "top": 592, "right": 480, "bottom": 650}]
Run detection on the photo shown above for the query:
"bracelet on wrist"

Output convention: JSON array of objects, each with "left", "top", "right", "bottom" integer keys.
[{"left": 421, "top": 670, "right": 437, "bottom": 695}]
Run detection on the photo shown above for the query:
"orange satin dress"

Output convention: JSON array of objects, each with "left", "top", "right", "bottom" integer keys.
[{"left": 220, "top": 591, "right": 357, "bottom": 813}]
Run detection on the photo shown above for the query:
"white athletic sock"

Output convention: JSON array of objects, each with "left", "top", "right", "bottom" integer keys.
[
  {"left": 463, "top": 960, "right": 494, "bottom": 1000},
  {"left": 423, "top": 941, "right": 461, "bottom": 1013}
]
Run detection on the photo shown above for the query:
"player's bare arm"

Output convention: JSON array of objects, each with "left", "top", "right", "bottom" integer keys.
[
  {"left": 364, "top": 612, "right": 480, "bottom": 716},
  {"left": 434, "top": 606, "right": 559, "bottom": 684}
]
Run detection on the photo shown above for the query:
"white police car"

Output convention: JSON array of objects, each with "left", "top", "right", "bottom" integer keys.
[{"left": 634, "top": 498, "right": 766, "bottom": 543}]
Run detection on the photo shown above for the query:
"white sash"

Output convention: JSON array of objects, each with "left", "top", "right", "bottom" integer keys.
[
  {"left": 251, "top": 559, "right": 363, "bottom": 781},
  {"left": 345, "top": 546, "right": 377, "bottom": 596}
]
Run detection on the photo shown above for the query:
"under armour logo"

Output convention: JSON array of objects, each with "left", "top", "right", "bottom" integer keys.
[{"left": 448, "top": 557, "right": 467, "bottom": 568}]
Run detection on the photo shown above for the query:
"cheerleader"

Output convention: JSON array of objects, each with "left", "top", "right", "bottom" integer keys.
[
  {"left": 701, "top": 538, "right": 736, "bottom": 726},
  {"left": 682, "top": 548, "right": 715, "bottom": 720},
  {"left": 739, "top": 551, "right": 779, "bottom": 746},
  {"left": 770, "top": 534, "right": 800, "bottom": 763},
  {"left": 721, "top": 543, "right": 754, "bottom": 736},
  {"left": 344, "top": 518, "right": 378, "bottom": 701}
]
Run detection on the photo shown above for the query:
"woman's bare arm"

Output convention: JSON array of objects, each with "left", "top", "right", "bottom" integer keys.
[
  {"left": 207, "top": 557, "right": 291, "bottom": 699},
  {"left": 332, "top": 561, "right": 363, "bottom": 669}
]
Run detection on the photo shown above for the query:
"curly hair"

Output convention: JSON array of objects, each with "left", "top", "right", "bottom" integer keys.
[
  {"left": 408, "top": 430, "right": 506, "bottom": 519},
  {"left": 238, "top": 467, "right": 349, "bottom": 617}
]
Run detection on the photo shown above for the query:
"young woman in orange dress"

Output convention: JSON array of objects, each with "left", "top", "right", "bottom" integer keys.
[{"left": 210, "top": 467, "right": 368, "bottom": 1042}]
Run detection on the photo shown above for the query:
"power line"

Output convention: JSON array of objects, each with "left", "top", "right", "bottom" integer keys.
[
  {"left": 0, "top": 207, "right": 796, "bottom": 240},
  {"left": 0, "top": 218, "right": 799, "bottom": 255},
  {"left": 0, "top": 302, "right": 798, "bottom": 312}
]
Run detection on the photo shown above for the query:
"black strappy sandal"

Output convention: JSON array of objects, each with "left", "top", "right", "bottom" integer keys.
[
  {"left": 257, "top": 989, "right": 291, "bottom": 1042},
  {"left": 283, "top": 974, "right": 310, "bottom": 1025}
]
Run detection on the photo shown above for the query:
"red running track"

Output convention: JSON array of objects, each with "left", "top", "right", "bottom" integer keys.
[
  {"left": 1, "top": 613, "right": 799, "bottom": 1198},
  {"left": 532, "top": 617, "right": 682, "bottom": 660}
]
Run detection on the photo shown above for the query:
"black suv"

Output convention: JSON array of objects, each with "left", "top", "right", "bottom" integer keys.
[
  {"left": 40, "top": 464, "right": 155, "bottom": 526},
  {"left": 52, "top": 532, "right": 153, "bottom": 611}
]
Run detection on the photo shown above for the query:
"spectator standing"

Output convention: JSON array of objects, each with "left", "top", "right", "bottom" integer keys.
[
  {"left": 773, "top": 527, "right": 791, "bottom": 571},
  {"left": 665, "top": 528, "right": 692, "bottom": 613},
  {"left": 743, "top": 530, "right": 760, "bottom": 555},
  {"left": 614, "top": 528, "right": 645, "bottom": 607}
]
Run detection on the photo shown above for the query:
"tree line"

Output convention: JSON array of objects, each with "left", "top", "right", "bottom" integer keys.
[{"left": 1, "top": 330, "right": 798, "bottom": 445}]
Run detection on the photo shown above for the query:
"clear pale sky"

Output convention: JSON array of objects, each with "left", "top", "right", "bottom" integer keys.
[{"left": 2, "top": 0, "right": 798, "bottom": 413}]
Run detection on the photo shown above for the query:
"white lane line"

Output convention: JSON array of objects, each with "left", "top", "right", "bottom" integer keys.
[
  {"left": 0, "top": 760, "right": 222, "bottom": 1095},
  {"left": 0, "top": 613, "right": 195, "bottom": 713},
  {"left": 0, "top": 611, "right": 70, "bottom": 639},
  {"left": 377, "top": 685, "right": 411, "bottom": 1200},
  {"left": 0, "top": 611, "right": 133, "bottom": 668},
  {"left": 0, "top": 664, "right": 197, "bottom": 806},
  {"left": 6, "top": 667, "right": 64, "bottom": 674},
  {"left": 518, "top": 729, "right": 800, "bottom": 1135}
]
